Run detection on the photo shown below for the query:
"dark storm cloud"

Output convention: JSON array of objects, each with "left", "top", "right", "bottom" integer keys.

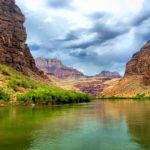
[
  {"left": 130, "top": 0, "right": 150, "bottom": 44},
  {"left": 70, "top": 51, "right": 100, "bottom": 63},
  {"left": 61, "top": 33, "right": 78, "bottom": 41},
  {"left": 46, "top": 0, "right": 72, "bottom": 9},
  {"left": 132, "top": 12, "right": 150, "bottom": 26},
  {"left": 142, "top": 31, "right": 150, "bottom": 41},
  {"left": 56, "top": 31, "right": 79, "bottom": 41},
  {"left": 65, "top": 22, "right": 129, "bottom": 49},
  {"left": 29, "top": 44, "right": 41, "bottom": 51},
  {"left": 66, "top": 37, "right": 101, "bottom": 49},
  {"left": 70, "top": 50, "right": 126, "bottom": 63},
  {"left": 88, "top": 12, "right": 107, "bottom": 20},
  {"left": 131, "top": 0, "right": 150, "bottom": 26},
  {"left": 91, "top": 22, "right": 128, "bottom": 40},
  {"left": 70, "top": 48, "right": 128, "bottom": 67}
]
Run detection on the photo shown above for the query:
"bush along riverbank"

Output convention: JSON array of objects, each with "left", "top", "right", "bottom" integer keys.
[
  {"left": 17, "top": 87, "right": 92, "bottom": 105},
  {"left": 0, "top": 64, "right": 92, "bottom": 106}
]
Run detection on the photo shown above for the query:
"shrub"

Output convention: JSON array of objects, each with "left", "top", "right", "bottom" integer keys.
[
  {"left": 0, "top": 88, "right": 10, "bottom": 102},
  {"left": 17, "top": 87, "right": 92, "bottom": 105},
  {"left": 135, "top": 93, "right": 146, "bottom": 99},
  {"left": 8, "top": 80, "right": 19, "bottom": 91}
]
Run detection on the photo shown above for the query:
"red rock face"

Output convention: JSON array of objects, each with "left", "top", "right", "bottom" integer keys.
[
  {"left": 35, "top": 57, "right": 84, "bottom": 79},
  {"left": 125, "top": 41, "right": 150, "bottom": 75},
  {"left": 0, "top": 0, "right": 37, "bottom": 73},
  {"left": 143, "top": 64, "right": 150, "bottom": 85},
  {"left": 125, "top": 41, "right": 150, "bottom": 85},
  {"left": 75, "top": 78, "right": 110, "bottom": 96}
]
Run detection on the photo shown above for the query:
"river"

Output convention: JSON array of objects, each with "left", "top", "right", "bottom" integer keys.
[{"left": 0, "top": 100, "right": 150, "bottom": 150}]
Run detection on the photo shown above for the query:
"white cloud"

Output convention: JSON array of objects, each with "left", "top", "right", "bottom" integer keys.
[
  {"left": 16, "top": 0, "right": 149, "bottom": 75},
  {"left": 73, "top": 0, "right": 143, "bottom": 17}
]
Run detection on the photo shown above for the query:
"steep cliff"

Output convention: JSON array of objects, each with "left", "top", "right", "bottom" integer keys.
[
  {"left": 125, "top": 41, "right": 150, "bottom": 85},
  {"left": 125, "top": 41, "right": 150, "bottom": 75},
  {"left": 102, "top": 41, "right": 150, "bottom": 97},
  {"left": 0, "top": 0, "right": 37, "bottom": 73}
]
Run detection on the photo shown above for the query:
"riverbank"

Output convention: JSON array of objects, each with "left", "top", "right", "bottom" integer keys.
[
  {"left": 0, "top": 64, "right": 92, "bottom": 106},
  {"left": 98, "top": 94, "right": 150, "bottom": 100}
]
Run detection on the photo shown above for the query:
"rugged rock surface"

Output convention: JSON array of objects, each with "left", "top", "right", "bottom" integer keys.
[
  {"left": 143, "top": 64, "right": 150, "bottom": 85},
  {"left": 35, "top": 57, "right": 84, "bottom": 79},
  {"left": 0, "top": 0, "right": 37, "bottom": 73},
  {"left": 96, "top": 71, "right": 121, "bottom": 78},
  {"left": 125, "top": 41, "right": 150, "bottom": 85}
]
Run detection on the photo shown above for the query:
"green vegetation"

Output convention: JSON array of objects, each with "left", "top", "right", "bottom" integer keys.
[
  {"left": 99, "top": 94, "right": 150, "bottom": 100},
  {"left": 17, "top": 87, "right": 91, "bottom": 104},
  {"left": 0, "top": 64, "right": 92, "bottom": 105},
  {"left": 0, "top": 88, "right": 10, "bottom": 102},
  {"left": 8, "top": 78, "right": 37, "bottom": 91},
  {"left": 135, "top": 93, "right": 150, "bottom": 99}
]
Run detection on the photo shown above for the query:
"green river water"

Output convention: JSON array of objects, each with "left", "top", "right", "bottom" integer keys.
[{"left": 0, "top": 100, "right": 150, "bottom": 150}]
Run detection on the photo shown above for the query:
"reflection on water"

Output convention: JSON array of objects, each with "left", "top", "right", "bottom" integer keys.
[{"left": 0, "top": 100, "right": 150, "bottom": 150}]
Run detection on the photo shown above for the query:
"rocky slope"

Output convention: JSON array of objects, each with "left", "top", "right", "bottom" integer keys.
[
  {"left": 0, "top": 0, "right": 37, "bottom": 74},
  {"left": 35, "top": 57, "right": 84, "bottom": 79},
  {"left": 102, "top": 41, "right": 150, "bottom": 97},
  {"left": 58, "top": 77, "right": 120, "bottom": 96}
]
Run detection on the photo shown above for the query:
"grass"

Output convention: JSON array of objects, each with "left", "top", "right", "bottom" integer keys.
[
  {"left": 0, "top": 64, "right": 39, "bottom": 89},
  {"left": 0, "top": 64, "right": 92, "bottom": 105},
  {"left": 8, "top": 78, "right": 37, "bottom": 91},
  {"left": 17, "top": 87, "right": 92, "bottom": 105}
]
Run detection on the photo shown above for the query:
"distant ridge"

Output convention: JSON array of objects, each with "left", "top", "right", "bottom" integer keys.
[
  {"left": 35, "top": 57, "right": 84, "bottom": 79},
  {"left": 96, "top": 70, "right": 121, "bottom": 78},
  {"left": 35, "top": 57, "right": 121, "bottom": 80}
]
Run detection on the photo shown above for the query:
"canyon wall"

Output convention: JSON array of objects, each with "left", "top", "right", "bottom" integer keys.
[
  {"left": 0, "top": 0, "right": 37, "bottom": 73},
  {"left": 125, "top": 41, "right": 150, "bottom": 85}
]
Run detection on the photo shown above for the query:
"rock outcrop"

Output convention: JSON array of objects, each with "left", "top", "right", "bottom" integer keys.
[
  {"left": 143, "top": 64, "right": 150, "bottom": 85},
  {"left": 0, "top": 0, "right": 37, "bottom": 73},
  {"left": 125, "top": 41, "right": 150, "bottom": 76},
  {"left": 35, "top": 57, "right": 84, "bottom": 79},
  {"left": 125, "top": 41, "right": 150, "bottom": 85}
]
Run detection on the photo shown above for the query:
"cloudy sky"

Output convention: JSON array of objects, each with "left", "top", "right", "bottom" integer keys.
[{"left": 16, "top": 0, "right": 150, "bottom": 75}]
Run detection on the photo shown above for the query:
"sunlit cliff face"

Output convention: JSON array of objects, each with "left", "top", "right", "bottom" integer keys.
[{"left": 16, "top": 0, "right": 150, "bottom": 75}]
